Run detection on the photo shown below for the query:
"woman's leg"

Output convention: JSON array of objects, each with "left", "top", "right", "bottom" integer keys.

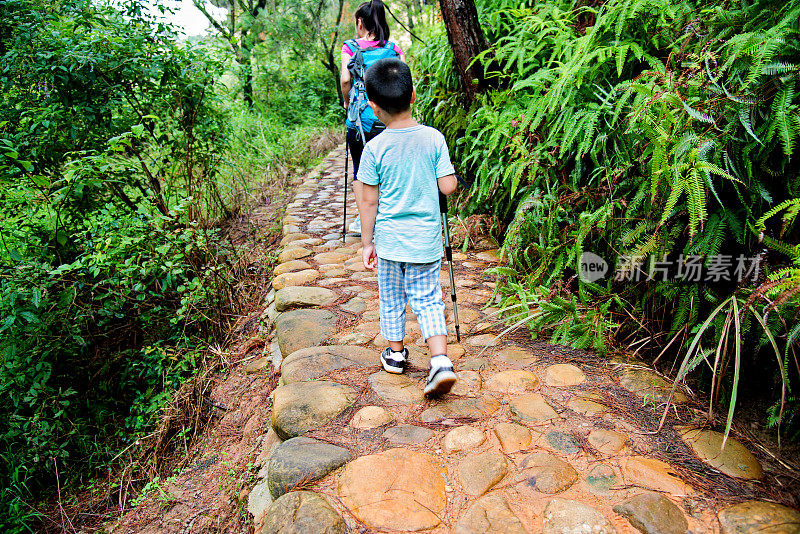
[
  {"left": 348, "top": 124, "right": 384, "bottom": 180},
  {"left": 347, "top": 125, "right": 384, "bottom": 233},
  {"left": 346, "top": 127, "right": 365, "bottom": 179}
]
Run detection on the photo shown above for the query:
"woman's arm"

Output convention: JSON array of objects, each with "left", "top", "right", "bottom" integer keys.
[{"left": 340, "top": 51, "right": 352, "bottom": 108}]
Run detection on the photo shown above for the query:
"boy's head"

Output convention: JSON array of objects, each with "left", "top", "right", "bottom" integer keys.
[{"left": 365, "top": 58, "right": 414, "bottom": 116}]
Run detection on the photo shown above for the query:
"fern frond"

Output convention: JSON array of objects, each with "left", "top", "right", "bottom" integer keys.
[{"left": 683, "top": 101, "right": 715, "bottom": 124}]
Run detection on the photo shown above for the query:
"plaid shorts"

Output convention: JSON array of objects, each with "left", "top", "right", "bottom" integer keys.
[{"left": 377, "top": 258, "right": 448, "bottom": 342}]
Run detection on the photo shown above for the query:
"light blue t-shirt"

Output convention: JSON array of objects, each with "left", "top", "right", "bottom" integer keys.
[{"left": 358, "top": 124, "right": 455, "bottom": 263}]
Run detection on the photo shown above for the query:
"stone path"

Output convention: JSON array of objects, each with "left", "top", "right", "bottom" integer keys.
[{"left": 248, "top": 146, "right": 800, "bottom": 533}]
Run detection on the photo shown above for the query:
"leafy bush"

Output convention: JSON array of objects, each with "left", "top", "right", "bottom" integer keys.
[
  {"left": 0, "top": 0, "right": 342, "bottom": 526},
  {"left": 414, "top": 0, "right": 799, "bottom": 437},
  {"left": 0, "top": 0, "right": 236, "bottom": 527}
]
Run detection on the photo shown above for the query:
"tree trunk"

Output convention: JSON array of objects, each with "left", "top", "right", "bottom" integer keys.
[
  {"left": 243, "top": 64, "right": 253, "bottom": 107},
  {"left": 241, "top": 26, "right": 253, "bottom": 108},
  {"left": 438, "top": 0, "right": 491, "bottom": 103},
  {"left": 324, "top": 0, "right": 345, "bottom": 104}
]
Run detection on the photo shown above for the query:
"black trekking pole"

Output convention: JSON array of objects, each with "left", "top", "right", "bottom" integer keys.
[
  {"left": 439, "top": 191, "right": 461, "bottom": 342},
  {"left": 342, "top": 135, "right": 349, "bottom": 243}
]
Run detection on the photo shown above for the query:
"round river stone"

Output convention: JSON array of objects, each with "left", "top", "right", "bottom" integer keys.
[
  {"left": 271, "top": 381, "right": 356, "bottom": 440},
  {"left": 266, "top": 437, "right": 351, "bottom": 499},
  {"left": 337, "top": 448, "right": 446, "bottom": 531}
]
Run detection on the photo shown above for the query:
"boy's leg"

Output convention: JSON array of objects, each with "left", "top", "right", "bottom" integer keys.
[
  {"left": 377, "top": 258, "right": 409, "bottom": 373},
  {"left": 404, "top": 261, "right": 456, "bottom": 396}
]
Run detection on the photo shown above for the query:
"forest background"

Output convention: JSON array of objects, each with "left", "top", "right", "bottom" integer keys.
[{"left": 0, "top": 0, "right": 798, "bottom": 530}]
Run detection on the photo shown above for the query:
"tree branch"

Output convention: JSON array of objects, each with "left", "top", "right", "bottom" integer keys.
[{"left": 192, "top": 0, "right": 234, "bottom": 44}]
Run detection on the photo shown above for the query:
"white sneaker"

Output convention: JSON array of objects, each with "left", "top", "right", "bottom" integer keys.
[
  {"left": 424, "top": 355, "right": 457, "bottom": 397},
  {"left": 380, "top": 347, "right": 408, "bottom": 374},
  {"left": 348, "top": 216, "right": 361, "bottom": 236}
]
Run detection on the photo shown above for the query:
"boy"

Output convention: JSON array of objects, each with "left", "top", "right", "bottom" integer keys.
[{"left": 357, "top": 57, "right": 458, "bottom": 397}]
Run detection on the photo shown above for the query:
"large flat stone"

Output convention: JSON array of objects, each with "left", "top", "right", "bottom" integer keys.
[
  {"left": 267, "top": 437, "right": 351, "bottom": 498},
  {"left": 619, "top": 367, "right": 688, "bottom": 403},
  {"left": 677, "top": 427, "right": 763, "bottom": 480},
  {"left": 510, "top": 393, "right": 559, "bottom": 423},
  {"left": 273, "top": 269, "right": 320, "bottom": 290},
  {"left": 568, "top": 397, "right": 609, "bottom": 416},
  {"left": 314, "top": 251, "right": 350, "bottom": 265},
  {"left": 466, "top": 334, "right": 499, "bottom": 347},
  {"left": 613, "top": 492, "right": 689, "bottom": 534},
  {"left": 450, "top": 307, "right": 481, "bottom": 323},
  {"left": 368, "top": 371, "right": 424, "bottom": 405},
  {"left": 275, "top": 286, "right": 336, "bottom": 312},
  {"left": 340, "top": 297, "right": 367, "bottom": 314},
  {"left": 382, "top": 425, "right": 434, "bottom": 444},
  {"left": 273, "top": 259, "right": 312, "bottom": 275},
  {"left": 277, "top": 247, "right": 312, "bottom": 263},
  {"left": 280, "top": 233, "right": 311, "bottom": 246},
  {"left": 516, "top": 451, "right": 578, "bottom": 494},
  {"left": 336, "top": 331, "right": 372, "bottom": 345},
  {"left": 350, "top": 406, "right": 393, "bottom": 429},
  {"left": 460, "top": 357, "right": 491, "bottom": 371},
  {"left": 717, "top": 500, "right": 800, "bottom": 534},
  {"left": 442, "top": 425, "right": 486, "bottom": 453},
  {"left": 261, "top": 491, "right": 345, "bottom": 534},
  {"left": 271, "top": 381, "right": 356, "bottom": 440},
  {"left": 458, "top": 451, "right": 508, "bottom": 496},
  {"left": 275, "top": 309, "right": 337, "bottom": 356},
  {"left": 451, "top": 370, "right": 482, "bottom": 396},
  {"left": 588, "top": 428, "right": 627, "bottom": 455},
  {"left": 542, "top": 498, "right": 616, "bottom": 534},
  {"left": 496, "top": 347, "right": 539, "bottom": 368},
  {"left": 337, "top": 448, "right": 446, "bottom": 531},
  {"left": 485, "top": 370, "right": 540, "bottom": 394},
  {"left": 545, "top": 431, "right": 580, "bottom": 454},
  {"left": 545, "top": 363, "right": 586, "bottom": 386},
  {"left": 454, "top": 493, "right": 528, "bottom": 534},
  {"left": 248, "top": 478, "right": 272, "bottom": 528},
  {"left": 290, "top": 237, "right": 323, "bottom": 247},
  {"left": 281, "top": 345, "right": 375, "bottom": 383},
  {"left": 421, "top": 397, "right": 501, "bottom": 423},
  {"left": 493, "top": 422, "right": 532, "bottom": 453},
  {"left": 586, "top": 464, "right": 618, "bottom": 494},
  {"left": 620, "top": 456, "right": 694, "bottom": 496}
]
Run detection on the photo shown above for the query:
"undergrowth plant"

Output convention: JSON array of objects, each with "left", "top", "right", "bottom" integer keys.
[
  {"left": 0, "top": 0, "right": 339, "bottom": 529},
  {"left": 413, "top": 0, "right": 800, "bottom": 439}
]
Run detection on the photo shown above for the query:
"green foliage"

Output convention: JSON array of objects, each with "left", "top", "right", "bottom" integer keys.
[
  {"left": 252, "top": 59, "right": 341, "bottom": 127},
  {"left": 0, "top": 0, "right": 232, "bottom": 528},
  {"left": 415, "top": 0, "right": 800, "bottom": 437},
  {"left": 1, "top": 0, "right": 339, "bottom": 529}
]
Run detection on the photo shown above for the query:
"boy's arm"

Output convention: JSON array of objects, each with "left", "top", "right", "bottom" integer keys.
[
  {"left": 360, "top": 183, "right": 379, "bottom": 269},
  {"left": 438, "top": 174, "right": 457, "bottom": 196}
]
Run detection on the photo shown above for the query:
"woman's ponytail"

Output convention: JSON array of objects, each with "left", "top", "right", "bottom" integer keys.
[{"left": 355, "top": 0, "right": 390, "bottom": 46}]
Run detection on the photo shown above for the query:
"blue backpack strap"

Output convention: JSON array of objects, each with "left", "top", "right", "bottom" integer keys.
[
  {"left": 345, "top": 39, "right": 397, "bottom": 142},
  {"left": 344, "top": 38, "right": 360, "bottom": 55},
  {"left": 345, "top": 39, "right": 371, "bottom": 142}
]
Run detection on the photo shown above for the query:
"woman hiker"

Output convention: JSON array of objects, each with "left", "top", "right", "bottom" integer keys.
[{"left": 340, "top": 0, "right": 404, "bottom": 236}]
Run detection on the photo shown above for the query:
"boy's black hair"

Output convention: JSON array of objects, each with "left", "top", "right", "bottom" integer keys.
[{"left": 365, "top": 58, "right": 413, "bottom": 115}]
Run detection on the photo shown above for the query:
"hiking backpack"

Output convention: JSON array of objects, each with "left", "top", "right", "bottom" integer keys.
[{"left": 345, "top": 39, "right": 398, "bottom": 143}]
